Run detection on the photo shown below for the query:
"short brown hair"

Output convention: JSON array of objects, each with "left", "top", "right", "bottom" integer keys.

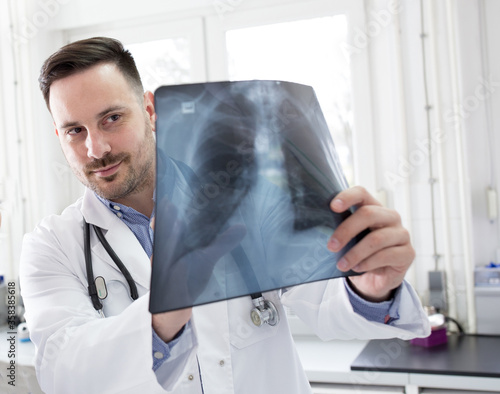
[{"left": 39, "top": 37, "right": 144, "bottom": 110}]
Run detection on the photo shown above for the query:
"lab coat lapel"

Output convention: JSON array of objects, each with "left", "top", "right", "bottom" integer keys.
[{"left": 81, "top": 189, "right": 151, "bottom": 291}]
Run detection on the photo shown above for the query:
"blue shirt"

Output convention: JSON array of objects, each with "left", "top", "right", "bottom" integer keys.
[{"left": 96, "top": 193, "right": 400, "bottom": 371}]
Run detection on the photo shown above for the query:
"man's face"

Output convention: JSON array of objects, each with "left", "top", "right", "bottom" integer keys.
[{"left": 49, "top": 63, "right": 156, "bottom": 203}]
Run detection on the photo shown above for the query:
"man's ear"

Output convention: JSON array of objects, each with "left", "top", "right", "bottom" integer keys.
[{"left": 143, "top": 91, "right": 156, "bottom": 132}]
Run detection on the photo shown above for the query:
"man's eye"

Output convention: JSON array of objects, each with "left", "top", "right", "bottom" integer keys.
[
  {"left": 107, "top": 114, "right": 120, "bottom": 123},
  {"left": 67, "top": 127, "right": 82, "bottom": 135}
]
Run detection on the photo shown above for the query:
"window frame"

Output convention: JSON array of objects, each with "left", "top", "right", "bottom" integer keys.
[
  {"left": 204, "top": 0, "right": 376, "bottom": 191},
  {"left": 65, "top": 17, "right": 208, "bottom": 84}
]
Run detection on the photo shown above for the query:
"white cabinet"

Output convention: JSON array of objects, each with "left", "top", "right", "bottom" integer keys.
[{"left": 475, "top": 287, "right": 500, "bottom": 335}]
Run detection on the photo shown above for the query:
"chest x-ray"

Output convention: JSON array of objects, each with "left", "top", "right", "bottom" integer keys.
[{"left": 150, "top": 80, "right": 365, "bottom": 313}]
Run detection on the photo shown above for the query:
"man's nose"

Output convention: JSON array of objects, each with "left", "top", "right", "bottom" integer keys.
[{"left": 86, "top": 129, "right": 111, "bottom": 159}]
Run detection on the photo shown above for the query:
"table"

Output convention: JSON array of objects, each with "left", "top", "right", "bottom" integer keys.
[
  {"left": 351, "top": 335, "right": 500, "bottom": 378},
  {"left": 293, "top": 334, "right": 500, "bottom": 393}
]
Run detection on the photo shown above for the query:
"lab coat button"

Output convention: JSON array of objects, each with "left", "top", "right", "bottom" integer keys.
[
  {"left": 219, "top": 360, "right": 225, "bottom": 366},
  {"left": 188, "top": 374, "right": 194, "bottom": 381},
  {"left": 154, "top": 351, "right": 164, "bottom": 360}
]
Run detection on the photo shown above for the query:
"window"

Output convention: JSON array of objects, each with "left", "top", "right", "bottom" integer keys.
[
  {"left": 67, "top": 17, "right": 207, "bottom": 91},
  {"left": 126, "top": 37, "right": 192, "bottom": 92},
  {"left": 225, "top": 16, "right": 354, "bottom": 184},
  {"left": 205, "top": 0, "right": 374, "bottom": 189}
]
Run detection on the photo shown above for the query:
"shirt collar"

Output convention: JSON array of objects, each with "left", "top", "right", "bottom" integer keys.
[{"left": 94, "top": 192, "right": 155, "bottom": 221}]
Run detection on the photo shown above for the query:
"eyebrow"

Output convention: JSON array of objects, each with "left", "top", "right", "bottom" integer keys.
[
  {"left": 58, "top": 105, "right": 128, "bottom": 130},
  {"left": 96, "top": 105, "right": 127, "bottom": 119},
  {"left": 59, "top": 120, "right": 81, "bottom": 130}
]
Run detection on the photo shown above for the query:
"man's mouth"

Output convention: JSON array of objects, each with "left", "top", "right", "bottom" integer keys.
[{"left": 92, "top": 161, "right": 122, "bottom": 178}]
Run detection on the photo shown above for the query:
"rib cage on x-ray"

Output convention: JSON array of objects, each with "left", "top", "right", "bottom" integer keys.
[{"left": 150, "top": 80, "right": 364, "bottom": 314}]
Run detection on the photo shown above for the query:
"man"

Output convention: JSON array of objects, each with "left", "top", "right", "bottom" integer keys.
[{"left": 20, "top": 37, "right": 429, "bottom": 394}]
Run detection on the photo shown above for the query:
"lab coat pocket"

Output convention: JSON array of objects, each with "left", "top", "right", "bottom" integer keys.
[{"left": 228, "top": 293, "right": 280, "bottom": 349}]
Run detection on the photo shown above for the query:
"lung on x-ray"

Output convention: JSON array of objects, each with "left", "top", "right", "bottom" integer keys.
[{"left": 150, "top": 80, "right": 365, "bottom": 314}]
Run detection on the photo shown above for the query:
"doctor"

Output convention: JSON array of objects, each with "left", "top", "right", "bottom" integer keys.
[{"left": 20, "top": 37, "right": 429, "bottom": 394}]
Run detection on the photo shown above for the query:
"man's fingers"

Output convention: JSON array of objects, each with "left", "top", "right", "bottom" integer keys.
[
  {"left": 347, "top": 245, "right": 414, "bottom": 300},
  {"left": 330, "top": 186, "right": 382, "bottom": 213},
  {"left": 328, "top": 205, "right": 401, "bottom": 252},
  {"left": 328, "top": 187, "right": 415, "bottom": 300},
  {"left": 341, "top": 242, "right": 414, "bottom": 274},
  {"left": 350, "top": 244, "right": 414, "bottom": 274},
  {"left": 335, "top": 226, "right": 411, "bottom": 272}
]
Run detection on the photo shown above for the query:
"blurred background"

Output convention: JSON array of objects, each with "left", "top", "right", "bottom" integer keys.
[{"left": 1, "top": 0, "right": 500, "bottom": 339}]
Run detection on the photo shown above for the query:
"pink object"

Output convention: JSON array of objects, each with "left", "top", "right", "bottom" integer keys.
[{"left": 411, "top": 327, "right": 448, "bottom": 347}]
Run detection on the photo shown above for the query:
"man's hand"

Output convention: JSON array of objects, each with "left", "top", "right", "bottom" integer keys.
[
  {"left": 149, "top": 217, "right": 193, "bottom": 343},
  {"left": 328, "top": 186, "right": 415, "bottom": 302},
  {"left": 149, "top": 205, "right": 246, "bottom": 342},
  {"left": 152, "top": 308, "right": 192, "bottom": 343}
]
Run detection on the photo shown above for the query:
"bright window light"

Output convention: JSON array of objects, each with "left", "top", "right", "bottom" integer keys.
[
  {"left": 127, "top": 37, "right": 191, "bottom": 93},
  {"left": 226, "top": 16, "right": 354, "bottom": 185}
]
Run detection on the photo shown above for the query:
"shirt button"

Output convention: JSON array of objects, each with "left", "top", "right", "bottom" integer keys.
[
  {"left": 219, "top": 360, "right": 225, "bottom": 366},
  {"left": 154, "top": 351, "right": 164, "bottom": 359},
  {"left": 113, "top": 205, "right": 121, "bottom": 211},
  {"left": 188, "top": 374, "right": 194, "bottom": 381},
  {"left": 116, "top": 212, "right": 123, "bottom": 218}
]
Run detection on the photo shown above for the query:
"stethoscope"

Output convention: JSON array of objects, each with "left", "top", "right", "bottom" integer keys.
[
  {"left": 83, "top": 219, "right": 279, "bottom": 326},
  {"left": 84, "top": 220, "right": 138, "bottom": 318}
]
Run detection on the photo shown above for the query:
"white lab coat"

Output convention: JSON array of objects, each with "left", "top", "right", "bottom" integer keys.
[{"left": 20, "top": 189, "right": 430, "bottom": 394}]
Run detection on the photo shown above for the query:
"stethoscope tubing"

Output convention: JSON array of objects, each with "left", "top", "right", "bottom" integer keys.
[{"left": 84, "top": 220, "right": 139, "bottom": 312}]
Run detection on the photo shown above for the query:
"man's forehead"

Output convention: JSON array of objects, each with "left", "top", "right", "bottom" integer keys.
[{"left": 49, "top": 64, "right": 139, "bottom": 125}]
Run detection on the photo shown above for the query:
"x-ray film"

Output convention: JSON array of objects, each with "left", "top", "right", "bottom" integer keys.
[{"left": 150, "top": 80, "right": 365, "bottom": 313}]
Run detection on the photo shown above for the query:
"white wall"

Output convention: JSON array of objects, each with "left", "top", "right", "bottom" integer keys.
[
  {"left": 476, "top": 0, "right": 500, "bottom": 264},
  {"left": 391, "top": 0, "right": 500, "bottom": 331}
]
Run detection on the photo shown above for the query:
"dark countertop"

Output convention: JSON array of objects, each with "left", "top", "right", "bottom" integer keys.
[{"left": 351, "top": 334, "right": 500, "bottom": 378}]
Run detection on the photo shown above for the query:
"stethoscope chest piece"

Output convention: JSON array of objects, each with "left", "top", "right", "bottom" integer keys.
[
  {"left": 95, "top": 276, "right": 108, "bottom": 300},
  {"left": 250, "top": 296, "right": 280, "bottom": 327}
]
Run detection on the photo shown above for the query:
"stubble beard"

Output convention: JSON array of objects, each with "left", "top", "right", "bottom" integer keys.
[{"left": 75, "top": 124, "right": 156, "bottom": 201}]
